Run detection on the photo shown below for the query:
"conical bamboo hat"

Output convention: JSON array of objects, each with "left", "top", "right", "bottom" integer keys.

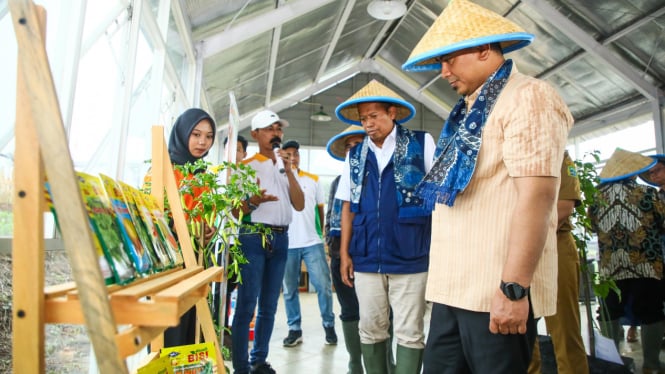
[
  {"left": 326, "top": 125, "right": 366, "bottom": 161},
  {"left": 335, "top": 80, "right": 415, "bottom": 125},
  {"left": 402, "top": 0, "right": 533, "bottom": 72},
  {"left": 599, "top": 148, "right": 656, "bottom": 183}
]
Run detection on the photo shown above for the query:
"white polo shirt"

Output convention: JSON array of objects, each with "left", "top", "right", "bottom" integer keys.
[
  {"left": 242, "top": 153, "right": 295, "bottom": 226},
  {"left": 288, "top": 170, "right": 325, "bottom": 248}
]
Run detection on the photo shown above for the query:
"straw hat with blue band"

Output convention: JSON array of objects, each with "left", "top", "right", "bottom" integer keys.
[
  {"left": 335, "top": 80, "right": 416, "bottom": 125},
  {"left": 402, "top": 0, "right": 534, "bottom": 72},
  {"left": 326, "top": 125, "right": 366, "bottom": 161},
  {"left": 639, "top": 154, "right": 665, "bottom": 186},
  {"left": 599, "top": 148, "right": 656, "bottom": 184}
]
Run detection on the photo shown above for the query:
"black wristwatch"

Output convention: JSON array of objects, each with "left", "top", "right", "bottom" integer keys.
[
  {"left": 246, "top": 198, "right": 259, "bottom": 212},
  {"left": 500, "top": 281, "right": 530, "bottom": 301}
]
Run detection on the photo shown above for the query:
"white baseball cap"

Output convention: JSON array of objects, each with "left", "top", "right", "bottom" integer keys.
[{"left": 251, "top": 110, "right": 289, "bottom": 130}]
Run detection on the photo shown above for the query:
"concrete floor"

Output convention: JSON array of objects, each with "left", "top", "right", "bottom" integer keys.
[{"left": 243, "top": 292, "right": 660, "bottom": 373}]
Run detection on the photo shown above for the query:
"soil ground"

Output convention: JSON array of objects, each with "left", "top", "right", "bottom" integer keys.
[{"left": 0, "top": 251, "right": 90, "bottom": 373}]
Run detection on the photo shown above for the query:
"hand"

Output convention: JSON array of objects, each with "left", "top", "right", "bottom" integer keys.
[
  {"left": 251, "top": 188, "right": 278, "bottom": 205},
  {"left": 489, "top": 288, "right": 529, "bottom": 335},
  {"left": 340, "top": 255, "right": 355, "bottom": 288},
  {"left": 277, "top": 149, "right": 294, "bottom": 174}
]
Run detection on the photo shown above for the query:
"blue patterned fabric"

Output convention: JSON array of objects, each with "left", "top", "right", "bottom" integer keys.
[
  {"left": 326, "top": 176, "right": 342, "bottom": 238},
  {"left": 417, "top": 59, "right": 513, "bottom": 209},
  {"left": 349, "top": 125, "right": 429, "bottom": 218}
]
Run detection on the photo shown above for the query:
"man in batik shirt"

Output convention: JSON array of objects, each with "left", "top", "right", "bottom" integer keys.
[{"left": 589, "top": 148, "right": 665, "bottom": 374}]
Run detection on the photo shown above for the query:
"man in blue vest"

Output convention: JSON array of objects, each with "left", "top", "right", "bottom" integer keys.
[{"left": 335, "top": 79, "right": 435, "bottom": 374}]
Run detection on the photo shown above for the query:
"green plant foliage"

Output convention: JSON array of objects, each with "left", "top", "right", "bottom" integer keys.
[
  {"left": 175, "top": 159, "right": 270, "bottom": 284},
  {"left": 571, "top": 150, "right": 619, "bottom": 356},
  {"left": 571, "top": 151, "right": 619, "bottom": 300}
]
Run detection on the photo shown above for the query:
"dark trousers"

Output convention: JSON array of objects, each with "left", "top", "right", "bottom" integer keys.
[
  {"left": 423, "top": 302, "right": 536, "bottom": 374},
  {"left": 164, "top": 308, "right": 197, "bottom": 347},
  {"left": 330, "top": 254, "right": 360, "bottom": 322}
]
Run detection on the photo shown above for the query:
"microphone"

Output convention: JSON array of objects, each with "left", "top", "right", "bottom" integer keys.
[{"left": 272, "top": 142, "right": 285, "bottom": 174}]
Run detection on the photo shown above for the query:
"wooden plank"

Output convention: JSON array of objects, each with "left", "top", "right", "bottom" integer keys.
[
  {"left": 12, "top": 4, "right": 46, "bottom": 372},
  {"left": 150, "top": 126, "right": 165, "bottom": 210},
  {"left": 111, "top": 267, "right": 202, "bottom": 301},
  {"left": 197, "top": 298, "right": 227, "bottom": 374},
  {"left": 111, "top": 293, "right": 203, "bottom": 326},
  {"left": 44, "top": 282, "right": 77, "bottom": 299},
  {"left": 153, "top": 127, "right": 198, "bottom": 268},
  {"left": 116, "top": 326, "right": 166, "bottom": 358},
  {"left": 154, "top": 266, "right": 224, "bottom": 302},
  {"left": 9, "top": 1, "right": 126, "bottom": 372},
  {"left": 44, "top": 298, "right": 85, "bottom": 324}
]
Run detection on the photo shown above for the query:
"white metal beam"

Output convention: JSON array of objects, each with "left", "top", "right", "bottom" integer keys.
[
  {"left": 364, "top": 0, "right": 416, "bottom": 58},
  {"left": 316, "top": 0, "right": 355, "bottom": 81},
  {"left": 364, "top": 21, "right": 393, "bottom": 59},
  {"left": 265, "top": 22, "right": 282, "bottom": 106},
  {"left": 569, "top": 98, "right": 650, "bottom": 138},
  {"left": 539, "top": 4, "right": 665, "bottom": 80},
  {"left": 53, "top": 0, "right": 87, "bottom": 136},
  {"left": 172, "top": 0, "right": 214, "bottom": 114},
  {"left": 219, "top": 63, "right": 364, "bottom": 132},
  {"left": 369, "top": 59, "right": 450, "bottom": 120},
  {"left": 419, "top": 74, "right": 439, "bottom": 92},
  {"left": 145, "top": 0, "right": 170, "bottom": 119},
  {"left": 80, "top": 1, "right": 127, "bottom": 56},
  {"left": 200, "top": 0, "right": 334, "bottom": 59},
  {"left": 522, "top": 0, "right": 662, "bottom": 100},
  {"left": 113, "top": 0, "right": 142, "bottom": 180},
  {"left": 654, "top": 95, "right": 664, "bottom": 153}
]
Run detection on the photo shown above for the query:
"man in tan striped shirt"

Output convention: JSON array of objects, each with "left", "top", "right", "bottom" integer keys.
[{"left": 402, "top": 0, "right": 573, "bottom": 372}]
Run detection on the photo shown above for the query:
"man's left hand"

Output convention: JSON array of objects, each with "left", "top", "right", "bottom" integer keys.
[{"left": 489, "top": 288, "right": 529, "bottom": 335}]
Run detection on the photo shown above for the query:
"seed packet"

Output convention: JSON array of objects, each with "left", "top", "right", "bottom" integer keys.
[
  {"left": 76, "top": 172, "right": 137, "bottom": 284},
  {"left": 160, "top": 342, "right": 216, "bottom": 374},
  {"left": 99, "top": 174, "right": 153, "bottom": 275},
  {"left": 138, "top": 192, "right": 184, "bottom": 267},
  {"left": 137, "top": 355, "right": 174, "bottom": 374},
  {"left": 44, "top": 181, "right": 115, "bottom": 285},
  {"left": 131, "top": 187, "right": 175, "bottom": 269},
  {"left": 116, "top": 180, "right": 169, "bottom": 271}
]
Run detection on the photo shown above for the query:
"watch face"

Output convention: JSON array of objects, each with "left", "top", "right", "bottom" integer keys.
[{"left": 501, "top": 281, "right": 528, "bottom": 300}]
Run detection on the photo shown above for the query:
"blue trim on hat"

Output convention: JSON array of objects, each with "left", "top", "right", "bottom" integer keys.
[
  {"left": 335, "top": 96, "right": 416, "bottom": 125},
  {"left": 599, "top": 159, "right": 657, "bottom": 184},
  {"left": 326, "top": 128, "right": 365, "bottom": 161},
  {"left": 401, "top": 33, "right": 534, "bottom": 72}
]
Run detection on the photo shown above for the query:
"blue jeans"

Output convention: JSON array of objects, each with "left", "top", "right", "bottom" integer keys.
[
  {"left": 282, "top": 242, "right": 335, "bottom": 330},
  {"left": 231, "top": 229, "right": 288, "bottom": 373}
]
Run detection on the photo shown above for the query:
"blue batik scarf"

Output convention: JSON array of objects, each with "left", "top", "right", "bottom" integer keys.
[
  {"left": 417, "top": 59, "right": 513, "bottom": 210},
  {"left": 327, "top": 176, "right": 342, "bottom": 237},
  {"left": 349, "top": 124, "right": 429, "bottom": 218}
]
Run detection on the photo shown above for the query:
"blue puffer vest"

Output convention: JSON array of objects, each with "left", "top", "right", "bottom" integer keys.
[{"left": 349, "top": 150, "right": 431, "bottom": 274}]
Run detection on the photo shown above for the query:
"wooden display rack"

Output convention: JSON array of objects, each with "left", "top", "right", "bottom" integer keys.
[{"left": 10, "top": 1, "right": 225, "bottom": 373}]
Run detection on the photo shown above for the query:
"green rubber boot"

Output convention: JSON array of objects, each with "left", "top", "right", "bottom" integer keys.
[
  {"left": 394, "top": 345, "right": 423, "bottom": 374},
  {"left": 342, "top": 321, "right": 364, "bottom": 374},
  {"left": 361, "top": 340, "right": 388, "bottom": 374}
]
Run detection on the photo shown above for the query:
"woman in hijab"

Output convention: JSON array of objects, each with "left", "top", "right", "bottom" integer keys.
[{"left": 163, "top": 107, "right": 216, "bottom": 347}]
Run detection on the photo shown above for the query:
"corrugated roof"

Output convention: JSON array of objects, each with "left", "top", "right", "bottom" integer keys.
[{"left": 182, "top": 0, "right": 665, "bottom": 146}]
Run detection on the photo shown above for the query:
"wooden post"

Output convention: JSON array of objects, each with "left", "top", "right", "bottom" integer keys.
[
  {"left": 150, "top": 126, "right": 226, "bottom": 373},
  {"left": 12, "top": 5, "right": 46, "bottom": 373},
  {"left": 9, "top": 1, "right": 126, "bottom": 372}
]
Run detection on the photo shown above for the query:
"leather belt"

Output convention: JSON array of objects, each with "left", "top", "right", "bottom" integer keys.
[{"left": 264, "top": 224, "right": 289, "bottom": 234}]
